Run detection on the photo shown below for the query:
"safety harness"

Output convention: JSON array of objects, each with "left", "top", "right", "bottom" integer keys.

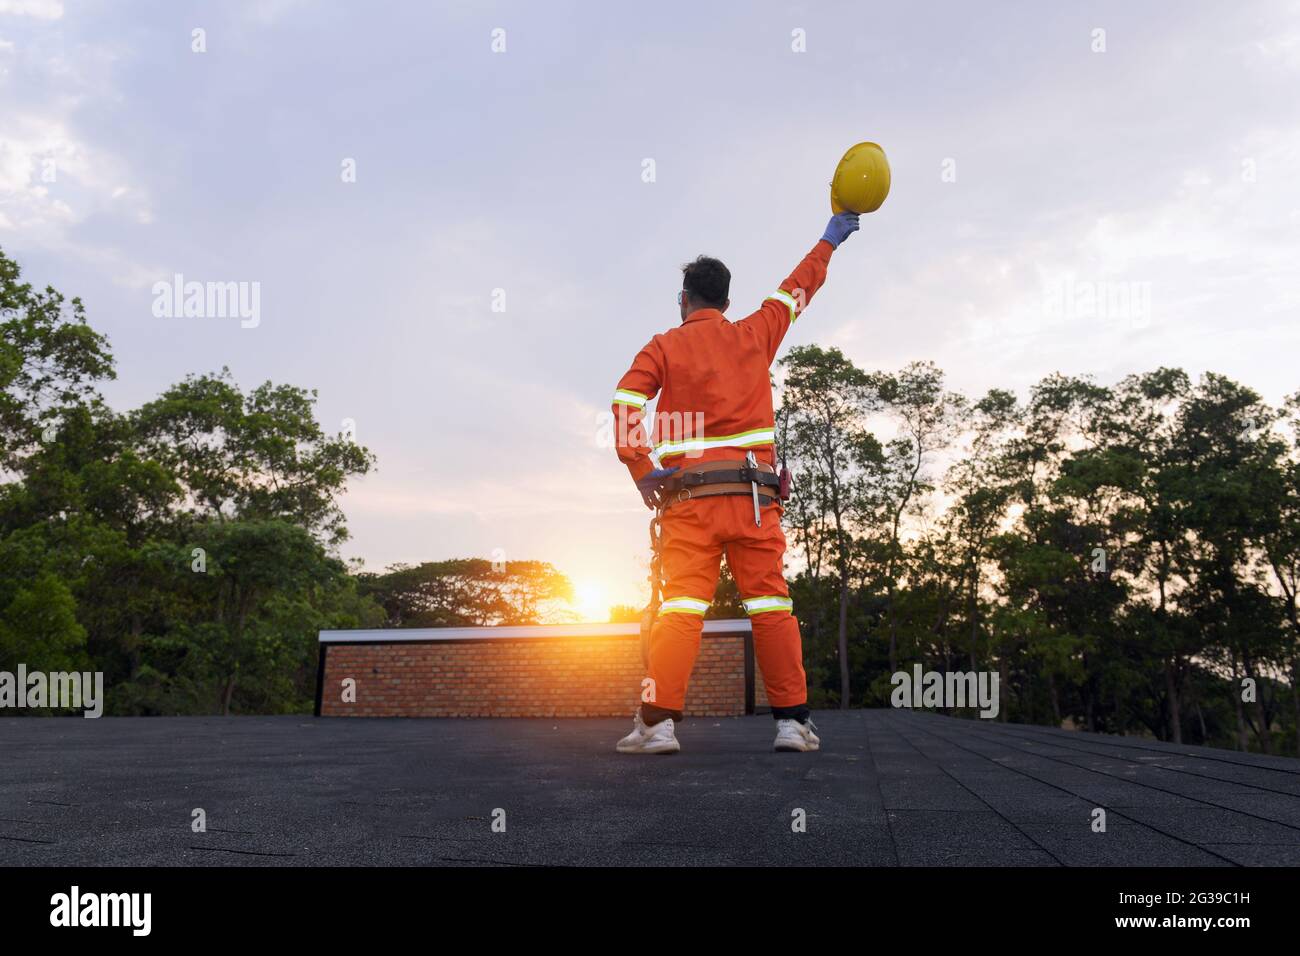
[{"left": 658, "top": 458, "right": 782, "bottom": 509}]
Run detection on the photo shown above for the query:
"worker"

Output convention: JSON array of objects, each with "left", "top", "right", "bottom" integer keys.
[{"left": 611, "top": 210, "right": 861, "bottom": 754}]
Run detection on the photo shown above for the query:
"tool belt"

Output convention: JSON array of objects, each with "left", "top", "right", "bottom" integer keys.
[{"left": 660, "top": 459, "right": 781, "bottom": 511}]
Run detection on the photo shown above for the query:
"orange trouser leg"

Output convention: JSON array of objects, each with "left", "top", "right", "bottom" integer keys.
[
  {"left": 646, "top": 500, "right": 722, "bottom": 717},
  {"left": 723, "top": 497, "right": 808, "bottom": 709}
]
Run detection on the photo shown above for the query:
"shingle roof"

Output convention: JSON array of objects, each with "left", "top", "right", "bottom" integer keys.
[{"left": 3, "top": 709, "right": 1297, "bottom": 865}]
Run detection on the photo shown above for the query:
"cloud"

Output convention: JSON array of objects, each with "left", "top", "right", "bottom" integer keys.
[
  {"left": 0, "top": 10, "right": 157, "bottom": 285},
  {"left": 237, "top": 0, "right": 313, "bottom": 26},
  {"left": 0, "top": 109, "right": 154, "bottom": 245},
  {"left": 0, "top": 0, "right": 63, "bottom": 20}
]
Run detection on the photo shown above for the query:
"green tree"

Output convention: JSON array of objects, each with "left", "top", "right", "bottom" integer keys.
[
  {"left": 778, "top": 344, "right": 878, "bottom": 707},
  {"left": 360, "top": 559, "right": 574, "bottom": 627},
  {"left": 0, "top": 572, "right": 88, "bottom": 677},
  {"left": 864, "top": 360, "right": 966, "bottom": 676},
  {"left": 0, "top": 247, "right": 114, "bottom": 471},
  {"left": 133, "top": 370, "right": 375, "bottom": 546}
]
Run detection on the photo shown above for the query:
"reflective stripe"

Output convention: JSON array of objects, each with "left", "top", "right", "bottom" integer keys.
[
  {"left": 743, "top": 595, "right": 793, "bottom": 616},
  {"left": 659, "top": 596, "right": 710, "bottom": 616},
  {"left": 655, "top": 427, "right": 775, "bottom": 459},
  {"left": 765, "top": 289, "right": 798, "bottom": 322},
  {"left": 613, "top": 388, "right": 649, "bottom": 409}
]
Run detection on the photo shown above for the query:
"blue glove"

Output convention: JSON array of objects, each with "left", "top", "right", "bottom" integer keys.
[
  {"left": 821, "top": 212, "right": 861, "bottom": 249},
  {"left": 636, "top": 466, "right": 680, "bottom": 510}
]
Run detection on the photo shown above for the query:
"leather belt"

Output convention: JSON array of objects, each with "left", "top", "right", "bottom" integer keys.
[{"left": 661, "top": 459, "right": 780, "bottom": 511}]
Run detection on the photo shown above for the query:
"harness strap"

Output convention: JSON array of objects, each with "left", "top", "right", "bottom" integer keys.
[
  {"left": 673, "top": 469, "right": 781, "bottom": 491},
  {"left": 641, "top": 513, "right": 663, "bottom": 670},
  {"left": 665, "top": 459, "right": 780, "bottom": 492},
  {"left": 661, "top": 482, "right": 779, "bottom": 511},
  {"left": 658, "top": 458, "right": 781, "bottom": 512}
]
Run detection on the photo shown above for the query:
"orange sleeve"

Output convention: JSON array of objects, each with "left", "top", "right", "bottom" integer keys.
[
  {"left": 736, "top": 239, "right": 834, "bottom": 364},
  {"left": 612, "top": 336, "right": 665, "bottom": 483}
]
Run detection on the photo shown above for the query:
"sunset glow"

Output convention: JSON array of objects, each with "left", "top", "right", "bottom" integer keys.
[{"left": 571, "top": 581, "right": 611, "bottom": 623}]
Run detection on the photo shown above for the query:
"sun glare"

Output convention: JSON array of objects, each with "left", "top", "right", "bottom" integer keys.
[{"left": 572, "top": 582, "right": 610, "bottom": 623}]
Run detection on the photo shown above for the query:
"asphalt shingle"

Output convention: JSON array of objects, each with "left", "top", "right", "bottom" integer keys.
[{"left": 2, "top": 710, "right": 1297, "bottom": 866}]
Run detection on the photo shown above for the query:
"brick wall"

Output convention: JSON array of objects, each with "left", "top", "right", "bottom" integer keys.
[{"left": 316, "top": 623, "right": 763, "bottom": 718}]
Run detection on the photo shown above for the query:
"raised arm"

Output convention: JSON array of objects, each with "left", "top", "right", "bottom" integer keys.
[{"left": 736, "top": 212, "right": 860, "bottom": 364}]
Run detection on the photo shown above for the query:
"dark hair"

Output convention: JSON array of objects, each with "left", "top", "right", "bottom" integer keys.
[{"left": 681, "top": 255, "right": 730, "bottom": 309}]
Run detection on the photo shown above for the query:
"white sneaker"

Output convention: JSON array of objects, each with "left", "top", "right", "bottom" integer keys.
[
  {"left": 616, "top": 711, "right": 680, "bottom": 754},
  {"left": 773, "top": 718, "right": 820, "bottom": 752}
]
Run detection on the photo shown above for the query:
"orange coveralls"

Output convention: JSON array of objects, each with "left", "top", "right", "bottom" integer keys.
[{"left": 612, "top": 239, "right": 836, "bottom": 718}]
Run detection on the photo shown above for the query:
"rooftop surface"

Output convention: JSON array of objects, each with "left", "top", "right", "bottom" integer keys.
[{"left": 3, "top": 710, "right": 1299, "bottom": 866}]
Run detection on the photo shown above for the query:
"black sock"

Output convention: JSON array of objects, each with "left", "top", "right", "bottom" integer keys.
[
  {"left": 640, "top": 702, "right": 683, "bottom": 726},
  {"left": 771, "top": 704, "right": 810, "bottom": 724}
]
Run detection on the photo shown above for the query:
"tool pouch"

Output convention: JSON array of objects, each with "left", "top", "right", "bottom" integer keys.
[{"left": 779, "top": 465, "right": 792, "bottom": 500}]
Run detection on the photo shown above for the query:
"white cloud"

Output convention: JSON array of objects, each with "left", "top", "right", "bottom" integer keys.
[
  {"left": 0, "top": 0, "right": 63, "bottom": 20},
  {"left": 0, "top": 12, "right": 157, "bottom": 288},
  {"left": 0, "top": 112, "right": 150, "bottom": 237}
]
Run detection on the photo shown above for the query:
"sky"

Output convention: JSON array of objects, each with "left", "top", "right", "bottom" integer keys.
[{"left": 2, "top": 0, "right": 1299, "bottom": 617}]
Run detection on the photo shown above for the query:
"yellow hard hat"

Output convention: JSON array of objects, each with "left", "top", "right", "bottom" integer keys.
[{"left": 830, "top": 141, "right": 891, "bottom": 214}]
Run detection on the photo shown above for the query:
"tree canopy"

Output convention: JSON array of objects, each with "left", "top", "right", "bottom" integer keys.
[{"left": 777, "top": 347, "right": 1300, "bottom": 755}]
